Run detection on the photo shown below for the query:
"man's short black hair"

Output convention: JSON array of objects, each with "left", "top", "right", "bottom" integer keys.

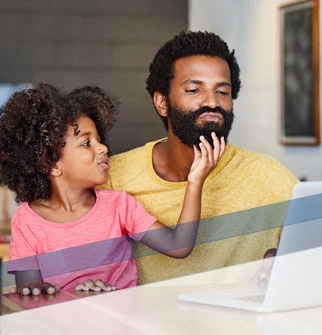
[{"left": 146, "top": 30, "right": 241, "bottom": 100}]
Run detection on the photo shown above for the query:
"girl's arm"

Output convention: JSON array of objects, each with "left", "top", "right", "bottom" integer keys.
[
  {"left": 13, "top": 270, "right": 58, "bottom": 296},
  {"left": 141, "top": 132, "right": 225, "bottom": 258}
]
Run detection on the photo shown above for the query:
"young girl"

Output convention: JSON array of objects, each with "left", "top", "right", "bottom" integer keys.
[{"left": 0, "top": 83, "right": 225, "bottom": 296}]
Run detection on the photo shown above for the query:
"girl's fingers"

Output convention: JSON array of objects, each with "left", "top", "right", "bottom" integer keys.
[
  {"left": 17, "top": 284, "right": 41, "bottom": 296},
  {"left": 211, "top": 132, "right": 221, "bottom": 157},
  {"left": 199, "top": 133, "right": 226, "bottom": 168},
  {"left": 211, "top": 131, "right": 220, "bottom": 149},
  {"left": 31, "top": 287, "right": 41, "bottom": 296},
  {"left": 18, "top": 287, "right": 31, "bottom": 296},
  {"left": 42, "top": 282, "right": 57, "bottom": 295},
  {"left": 199, "top": 136, "right": 211, "bottom": 161},
  {"left": 75, "top": 283, "right": 89, "bottom": 291},
  {"left": 218, "top": 136, "right": 226, "bottom": 158},
  {"left": 9, "top": 287, "right": 17, "bottom": 294},
  {"left": 85, "top": 279, "right": 101, "bottom": 291},
  {"left": 75, "top": 280, "right": 115, "bottom": 292},
  {"left": 200, "top": 135, "right": 212, "bottom": 152},
  {"left": 191, "top": 133, "right": 226, "bottom": 177},
  {"left": 95, "top": 280, "right": 115, "bottom": 292},
  {"left": 193, "top": 144, "right": 201, "bottom": 160},
  {"left": 210, "top": 132, "right": 226, "bottom": 163}
]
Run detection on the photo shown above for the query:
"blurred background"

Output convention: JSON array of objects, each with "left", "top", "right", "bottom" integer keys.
[
  {"left": 0, "top": 0, "right": 321, "bottom": 181},
  {"left": 0, "top": 0, "right": 188, "bottom": 156}
]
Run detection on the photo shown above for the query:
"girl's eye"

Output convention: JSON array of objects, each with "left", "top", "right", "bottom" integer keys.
[
  {"left": 185, "top": 89, "right": 199, "bottom": 93},
  {"left": 82, "top": 141, "right": 90, "bottom": 147}
]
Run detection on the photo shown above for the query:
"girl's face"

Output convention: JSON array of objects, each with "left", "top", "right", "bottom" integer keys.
[{"left": 55, "top": 116, "right": 109, "bottom": 189}]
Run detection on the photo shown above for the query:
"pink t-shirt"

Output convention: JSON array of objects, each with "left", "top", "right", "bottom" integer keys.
[{"left": 8, "top": 189, "right": 156, "bottom": 291}]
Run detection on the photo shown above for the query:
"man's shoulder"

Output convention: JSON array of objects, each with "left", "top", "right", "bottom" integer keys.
[
  {"left": 109, "top": 146, "right": 145, "bottom": 164},
  {"left": 104, "top": 138, "right": 166, "bottom": 190},
  {"left": 226, "top": 144, "right": 282, "bottom": 164},
  {"left": 109, "top": 138, "right": 163, "bottom": 165},
  {"left": 225, "top": 144, "right": 298, "bottom": 181}
]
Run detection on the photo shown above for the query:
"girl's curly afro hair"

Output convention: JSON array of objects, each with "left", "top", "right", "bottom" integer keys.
[
  {"left": 66, "top": 85, "right": 119, "bottom": 147},
  {"left": 0, "top": 83, "right": 119, "bottom": 204}
]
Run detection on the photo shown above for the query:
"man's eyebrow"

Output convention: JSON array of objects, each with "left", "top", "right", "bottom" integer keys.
[
  {"left": 182, "top": 79, "right": 203, "bottom": 85},
  {"left": 218, "top": 82, "right": 232, "bottom": 87},
  {"left": 182, "top": 79, "right": 231, "bottom": 87}
]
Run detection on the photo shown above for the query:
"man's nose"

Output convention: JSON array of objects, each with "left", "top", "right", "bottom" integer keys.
[{"left": 202, "top": 91, "right": 221, "bottom": 109}]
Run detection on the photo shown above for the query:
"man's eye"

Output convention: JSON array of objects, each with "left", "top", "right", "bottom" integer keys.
[
  {"left": 185, "top": 89, "right": 198, "bottom": 93},
  {"left": 217, "top": 90, "right": 229, "bottom": 95}
]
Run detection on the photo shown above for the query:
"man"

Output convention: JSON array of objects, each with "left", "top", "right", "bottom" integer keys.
[{"left": 103, "top": 31, "right": 298, "bottom": 285}]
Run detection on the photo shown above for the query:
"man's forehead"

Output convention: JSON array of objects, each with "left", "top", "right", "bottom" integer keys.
[{"left": 171, "top": 56, "right": 231, "bottom": 83}]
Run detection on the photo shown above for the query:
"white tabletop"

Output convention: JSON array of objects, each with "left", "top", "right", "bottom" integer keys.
[{"left": 1, "top": 259, "right": 322, "bottom": 335}]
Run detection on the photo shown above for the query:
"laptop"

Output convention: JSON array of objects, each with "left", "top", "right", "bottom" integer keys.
[{"left": 178, "top": 181, "right": 322, "bottom": 313}]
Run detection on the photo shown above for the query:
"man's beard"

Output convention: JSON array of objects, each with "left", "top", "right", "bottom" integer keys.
[{"left": 167, "top": 105, "right": 234, "bottom": 148}]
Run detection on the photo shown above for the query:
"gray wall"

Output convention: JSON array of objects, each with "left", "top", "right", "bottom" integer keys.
[{"left": 0, "top": 0, "right": 188, "bottom": 154}]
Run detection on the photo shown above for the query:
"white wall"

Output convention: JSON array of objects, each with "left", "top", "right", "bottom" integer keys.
[{"left": 189, "top": 0, "right": 322, "bottom": 181}]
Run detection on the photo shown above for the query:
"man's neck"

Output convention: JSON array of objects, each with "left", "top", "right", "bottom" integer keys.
[{"left": 152, "top": 132, "right": 194, "bottom": 182}]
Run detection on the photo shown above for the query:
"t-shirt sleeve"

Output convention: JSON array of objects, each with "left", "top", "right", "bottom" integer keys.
[
  {"left": 121, "top": 192, "right": 156, "bottom": 241},
  {"left": 7, "top": 214, "right": 40, "bottom": 273}
]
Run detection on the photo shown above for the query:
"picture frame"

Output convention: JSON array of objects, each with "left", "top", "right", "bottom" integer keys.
[{"left": 279, "top": 0, "right": 320, "bottom": 145}]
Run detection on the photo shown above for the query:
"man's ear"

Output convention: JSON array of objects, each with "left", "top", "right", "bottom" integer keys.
[{"left": 153, "top": 92, "right": 168, "bottom": 117}]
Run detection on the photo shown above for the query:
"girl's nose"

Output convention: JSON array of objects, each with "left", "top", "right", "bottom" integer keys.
[{"left": 97, "top": 142, "right": 108, "bottom": 155}]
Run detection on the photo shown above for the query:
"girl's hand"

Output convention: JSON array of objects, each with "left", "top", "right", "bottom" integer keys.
[
  {"left": 188, "top": 132, "right": 225, "bottom": 185},
  {"left": 10, "top": 282, "right": 59, "bottom": 296},
  {"left": 74, "top": 279, "right": 115, "bottom": 292}
]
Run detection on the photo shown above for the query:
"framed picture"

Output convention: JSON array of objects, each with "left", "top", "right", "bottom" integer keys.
[{"left": 279, "top": 0, "right": 320, "bottom": 145}]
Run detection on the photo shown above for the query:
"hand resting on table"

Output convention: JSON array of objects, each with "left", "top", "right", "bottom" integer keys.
[{"left": 249, "top": 248, "right": 277, "bottom": 286}]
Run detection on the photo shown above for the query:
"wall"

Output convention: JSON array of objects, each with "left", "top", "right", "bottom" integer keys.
[
  {"left": 189, "top": 0, "right": 322, "bottom": 181},
  {"left": 0, "top": 0, "right": 188, "bottom": 155}
]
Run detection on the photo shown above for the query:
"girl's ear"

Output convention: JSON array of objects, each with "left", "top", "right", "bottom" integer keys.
[
  {"left": 153, "top": 92, "right": 168, "bottom": 117},
  {"left": 51, "top": 164, "right": 62, "bottom": 177}
]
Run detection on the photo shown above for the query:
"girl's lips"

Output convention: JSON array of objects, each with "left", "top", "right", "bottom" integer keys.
[
  {"left": 100, "top": 162, "right": 109, "bottom": 170},
  {"left": 99, "top": 159, "right": 109, "bottom": 170}
]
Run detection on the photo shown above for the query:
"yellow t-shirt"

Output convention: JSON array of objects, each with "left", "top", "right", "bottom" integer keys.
[{"left": 101, "top": 139, "right": 298, "bottom": 284}]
